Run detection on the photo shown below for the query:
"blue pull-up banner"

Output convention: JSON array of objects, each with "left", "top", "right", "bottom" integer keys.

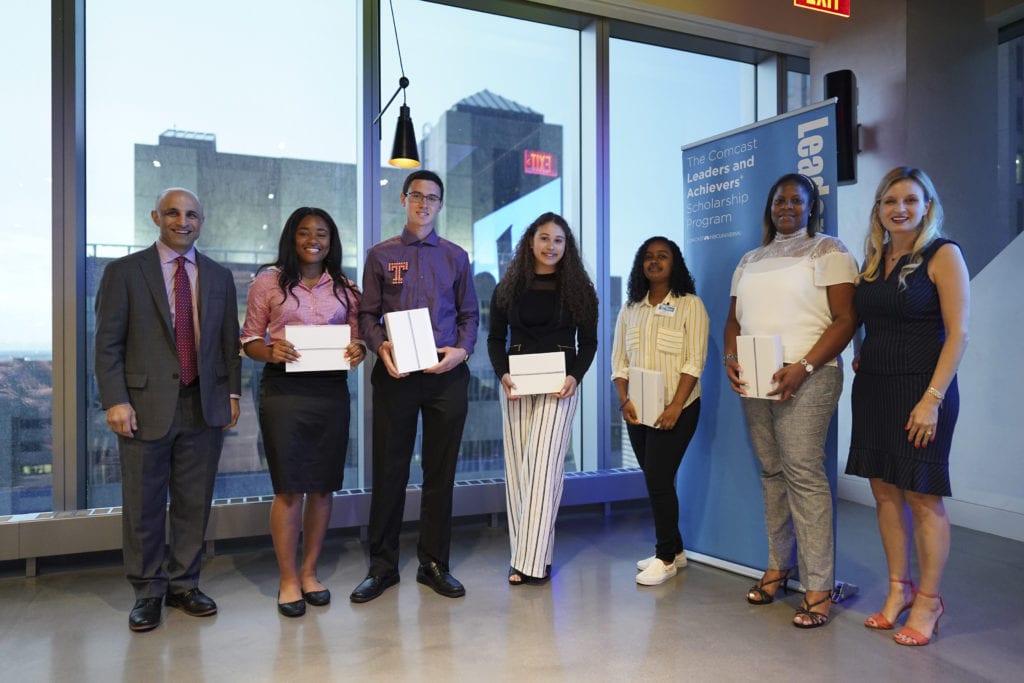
[{"left": 678, "top": 100, "right": 840, "bottom": 572}]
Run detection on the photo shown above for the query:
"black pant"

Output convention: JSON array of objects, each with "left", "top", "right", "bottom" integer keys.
[
  {"left": 367, "top": 361, "right": 470, "bottom": 576},
  {"left": 626, "top": 399, "right": 700, "bottom": 562}
]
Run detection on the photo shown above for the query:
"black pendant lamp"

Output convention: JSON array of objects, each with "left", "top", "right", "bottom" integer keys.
[{"left": 376, "top": 1, "right": 420, "bottom": 168}]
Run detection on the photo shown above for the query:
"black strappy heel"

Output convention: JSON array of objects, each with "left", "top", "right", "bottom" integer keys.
[{"left": 746, "top": 569, "right": 793, "bottom": 605}]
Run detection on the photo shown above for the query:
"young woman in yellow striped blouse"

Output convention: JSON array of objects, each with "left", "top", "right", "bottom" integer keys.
[{"left": 611, "top": 237, "right": 710, "bottom": 586}]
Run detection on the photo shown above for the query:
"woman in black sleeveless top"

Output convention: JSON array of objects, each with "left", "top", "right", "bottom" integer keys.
[{"left": 846, "top": 167, "right": 970, "bottom": 646}]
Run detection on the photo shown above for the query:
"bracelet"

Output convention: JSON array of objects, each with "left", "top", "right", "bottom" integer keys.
[
  {"left": 619, "top": 398, "right": 631, "bottom": 411},
  {"left": 723, "top": 353, "right": 738, "bottom": 364},
  {"left": 926, "top": 386, "right": 944, "bottom": 401}
]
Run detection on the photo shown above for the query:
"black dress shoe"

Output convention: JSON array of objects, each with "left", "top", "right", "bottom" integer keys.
[
  {"left": 129, "top": 597, "right": 162, "bottom": 632},
  {"left": 165, "top": 588, "right": 217, "bottom": 616},
  {"left": 349, "top": 574, "right": 400, "bottom": 603},
  {"left": 416, "top": 562, "right": 465, "bottom": 598},
  {"left": 302, "top": 588, "right": 331, "bottom": 606},
  {"left": 277, "top": 593, "right": 306, "bottom": 618}
]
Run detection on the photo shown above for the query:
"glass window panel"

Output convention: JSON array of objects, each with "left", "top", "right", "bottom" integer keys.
[
  {"left": 787, "top": 70, "right": 811, "bottom": 112},
  {"left": 85, "top": 0, "right": 361, "bottom": 505},
  {"left": 380, "top": 0, "right": 581, "bottom": 481},
  {"left": 608, "top": 38, "right": 754, "bottom": 467},
  {"left": 998, "top": 37, "right": 1024, "bottom": 249},
  {"left": 0, "top": 2, "right": 52, "bottom": 514}
]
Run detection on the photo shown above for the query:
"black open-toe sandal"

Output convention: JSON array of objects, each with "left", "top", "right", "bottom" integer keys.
[
  {"left": 793, "top": 594, "right": 832, "bottom": 629},
  {"left": 509, "top": 566, "right": 550, "bottom": 586},
  {"left": 508, "top": 567, "right": 526, "bottom": 585},
  {"left": 746, "top": 569, "right": 793, "bottom": 605}
]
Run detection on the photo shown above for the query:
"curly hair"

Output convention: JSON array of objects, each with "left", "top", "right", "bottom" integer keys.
[
  {"left": 761, "top": 173, "right": 823, "bottom": 245},
  {"left": 257, "top": 207, "right": 358, "bottom": 306},
  {"left": 626, "top": 236, "right": 696, "bottom": 303},
  {"left": 860, "top": 166, "right": 944, "bottom": 289},
  {"left": 493, "top": 212, "right": 598, "bottom": 328}
]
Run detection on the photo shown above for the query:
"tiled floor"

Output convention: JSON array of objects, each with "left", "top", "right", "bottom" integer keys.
[{"left": 1, "top": 500, "right": 1021, "bottom": 682}]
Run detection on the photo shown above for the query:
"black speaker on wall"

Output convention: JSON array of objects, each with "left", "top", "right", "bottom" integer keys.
[{"left": 825, "top": 69, "right": 857, "bottom": 184}]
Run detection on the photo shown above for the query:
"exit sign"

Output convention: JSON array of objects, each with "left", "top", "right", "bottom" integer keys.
[
  {"left": 794, "top": 0, "right": 850, "bottom": 18},
  {"left": 524, "top": 150, "right": 558, "bottom": 177}
]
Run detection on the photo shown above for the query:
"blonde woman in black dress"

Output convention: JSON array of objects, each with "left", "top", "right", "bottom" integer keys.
[{"left": 846, "top": 167, "right": 969, "bottom": 646}]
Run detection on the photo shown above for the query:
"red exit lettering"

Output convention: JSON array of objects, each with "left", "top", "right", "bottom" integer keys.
[{"left": 524, "top": 150, "right": 558, "bottom": 178}]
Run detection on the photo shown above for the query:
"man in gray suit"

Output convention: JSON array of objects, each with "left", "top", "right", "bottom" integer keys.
[{"left": 95, "top": 188, "right": 241, "bottom": 632}]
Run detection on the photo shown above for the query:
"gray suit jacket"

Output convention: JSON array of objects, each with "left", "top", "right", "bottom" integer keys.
[{"left": 95, "top": 244, "right": 241, "bottom": 441}]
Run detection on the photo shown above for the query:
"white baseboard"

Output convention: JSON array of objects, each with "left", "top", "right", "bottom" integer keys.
[{"left": 838, "top": 475, "right": 1024, "bottom": 543}]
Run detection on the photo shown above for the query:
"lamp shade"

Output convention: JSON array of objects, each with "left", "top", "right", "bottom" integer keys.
[{"left": 389, "top": 104, "right": 420, "bottom": 168}]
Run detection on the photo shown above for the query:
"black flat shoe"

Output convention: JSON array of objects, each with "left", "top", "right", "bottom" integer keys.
[
  {"left": 129, "top": 597, "right": 162, "bottom": 632},
  {"left": 165, "top": 588, "right": 217, "bottom": 616},
  {"left": 277, "top": 593, "right": 306, "bottom": 618},
  {"left": 349, "top": 574, "right": 400, "bottom": 603},
  {"left": 416, "top": 561, "right": 466, "bottom": 598},
  {"left": 302, "top": 588, "right": 331, "bottom": 606}
]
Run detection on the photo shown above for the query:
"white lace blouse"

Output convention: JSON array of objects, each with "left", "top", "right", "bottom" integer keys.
[{"left": 729, "top": 232, "right": 858, "bottom": 365}]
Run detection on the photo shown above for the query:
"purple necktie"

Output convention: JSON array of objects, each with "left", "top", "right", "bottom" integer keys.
[{"left": 174, "top": 256, "right": 198, "bottom": 386}]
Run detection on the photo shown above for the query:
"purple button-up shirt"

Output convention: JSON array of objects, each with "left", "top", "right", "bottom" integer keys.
[{"left": 360, "top": 228, "right": 479, "bottom": 355}]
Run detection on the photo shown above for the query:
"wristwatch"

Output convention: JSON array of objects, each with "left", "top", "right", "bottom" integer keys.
[{"left": 799, "top": 358, "right": 814, "bottom": 374}]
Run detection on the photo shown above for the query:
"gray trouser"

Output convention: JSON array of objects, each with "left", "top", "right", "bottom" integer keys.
[{"left": 741, "top": 365, "right": 841, "bottom": 592}]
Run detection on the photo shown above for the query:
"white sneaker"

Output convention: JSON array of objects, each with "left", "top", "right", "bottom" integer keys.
[
  {"left": 635, "top": 558, "right": 678, "bottom": 586},
  {"left": 636, "top": 551, "right": 687, "bottom": 572}
]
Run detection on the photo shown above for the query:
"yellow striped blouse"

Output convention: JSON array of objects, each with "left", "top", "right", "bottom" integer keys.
[{"left": 610, "top": 292, "right": 710, "bottom": 409}]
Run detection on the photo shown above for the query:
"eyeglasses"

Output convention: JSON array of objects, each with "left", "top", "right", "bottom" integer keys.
[{"left": 405, "top": 191, "right": 442, "bottom": 206}]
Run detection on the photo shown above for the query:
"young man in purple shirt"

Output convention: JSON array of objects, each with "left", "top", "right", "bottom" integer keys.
[{"left": 351, "top": 170, "right": 479, "bottom": 603}]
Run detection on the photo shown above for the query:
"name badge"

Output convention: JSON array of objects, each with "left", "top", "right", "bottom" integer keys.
[{"left": 655, "top": 303, "right": 675, "bottom": 316}]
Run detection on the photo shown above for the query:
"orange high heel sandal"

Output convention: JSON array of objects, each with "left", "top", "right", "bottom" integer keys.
[
  {"left": 893, "top": 592, "right": 944, "bottom": 646},
  {"left": 864, "top": 578, "right": 917, "bottom": 630}
]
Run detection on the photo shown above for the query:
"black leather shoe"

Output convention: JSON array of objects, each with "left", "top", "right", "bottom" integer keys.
[
  {"left": 277, "top": 593, "right": 306, "bottom": 618},
  {"left": 129, "top": 597, "right": 162, "bottom": 632},
  {"left": 165, "top": 588, "right": 217, "bottom": 616},
  {"left": 302, "top": 588, "right": 331, "bottom": 606},
  {"left": 349, "top": 574, "right": 400, "bottom": 603},
  {"left": 416, "top": 562, "right": 466, "bottom": 598}
]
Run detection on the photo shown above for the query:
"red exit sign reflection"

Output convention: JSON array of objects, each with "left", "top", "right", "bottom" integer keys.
[
  {"left": 524, "top": 150, "right": 558, "bottom": 177},
  {"left": 794, "top": 0, "right": 850, "bottom": 18}
]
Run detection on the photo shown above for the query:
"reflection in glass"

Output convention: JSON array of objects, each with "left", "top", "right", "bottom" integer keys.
[
  {"left": 379, "top": 0, "right": 582, "bottom": 483},
  {"left": 609, "top": 38, "right": 755, "bottom": 467},
  {"left": 84, "top": 1, "right": 360, "bottom": 505},
  {"left": 0, "top": 3, "right": 52, "bottom": 514}
]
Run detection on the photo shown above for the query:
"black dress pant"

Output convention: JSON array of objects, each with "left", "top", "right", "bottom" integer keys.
[
  {"left": 626, "top": 399, "right": 700, "bottom": 563},
  {"left": 367, "top": 361, "right": 470, "bottom": 576},
  {"left": 118, "top": 383, "right": 223, "bottom": 598}
]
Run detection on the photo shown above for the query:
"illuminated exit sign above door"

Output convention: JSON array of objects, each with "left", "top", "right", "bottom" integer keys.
[{"left": 794, "top": 0, "right": 850, "bottom": 18}]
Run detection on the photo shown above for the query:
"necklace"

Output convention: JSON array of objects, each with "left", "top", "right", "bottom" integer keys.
[{"left": 887, "top": 248, "right": 909, "bottom": 262}]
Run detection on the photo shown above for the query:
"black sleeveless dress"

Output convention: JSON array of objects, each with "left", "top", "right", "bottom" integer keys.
[{"left": 845, "top": 238, "right": 961, "bottom": 496}]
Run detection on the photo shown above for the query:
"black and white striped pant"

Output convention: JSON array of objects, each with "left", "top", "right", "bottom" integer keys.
[{"left": 499, "top": 390, "right": 578, "bottom": 578}]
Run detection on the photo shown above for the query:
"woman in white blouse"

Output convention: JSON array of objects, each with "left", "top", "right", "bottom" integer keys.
[
  {"left": 723, "top": 174, "right": 858, "bottom": 628},
  {"left": 612, "top": 237, "right": 709, "bottom": 586}
]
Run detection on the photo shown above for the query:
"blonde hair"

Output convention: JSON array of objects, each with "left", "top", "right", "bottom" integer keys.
[{"left": 860, "top": 167, "right": 943, "bottom": 289}]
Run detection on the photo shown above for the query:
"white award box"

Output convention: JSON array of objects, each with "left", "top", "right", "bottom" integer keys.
[
  {"left": 628, "top": 367, "right": 665, "bottom": 427},
  {"left": 384, "top": 307, "right": 437, "bottom": 374},
  {"left": 736, "top": 334, "right": 783, "bottom": 399},
  {"left": 508, "top": 351, "right": 566, "bottom": 396},
  {"left": 284, "top": 324, "right": 351, "bottom": 372}
]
